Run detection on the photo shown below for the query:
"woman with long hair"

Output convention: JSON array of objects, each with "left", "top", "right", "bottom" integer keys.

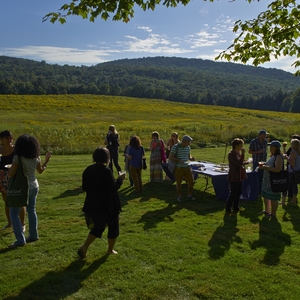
[
  {"left": 0, "top": 130, "right": 25, "bottom": 230},
  {"left": 166, "top": 132, "right": 180, "bottom": 159},
  {"left": 8, "top": 134, "right": 52, "bottom": 248},
  {"left": 149, "top": 131, "right": 165, "bottom": 182},
  {"left": 126, "top": 136, "right": 145, "bottom": 193}
]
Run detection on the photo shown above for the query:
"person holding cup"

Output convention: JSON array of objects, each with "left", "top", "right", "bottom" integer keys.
[
  {"left": 226, "top": 138, "right": 248, "bottom": 214},
  {"left": 249, "top": 129, "right": 268, "bottom": 195},
  {"left": 258, "top": 140, "right": 283, "bottom": 218},
  {"left": 78, "top": 147, "right": 125, "bottom": 258}
]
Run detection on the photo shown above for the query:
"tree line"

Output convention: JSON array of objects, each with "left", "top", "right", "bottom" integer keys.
[{"left": 1, "top": 55, "right": 300, "bottom": 112}]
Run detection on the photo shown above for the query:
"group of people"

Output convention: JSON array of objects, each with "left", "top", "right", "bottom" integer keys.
[
  {"left": 226, "top": 129, "right": 300, "bottom": 219},
  {"left": 105, "top": 126, "right": 196, "bottom": 200},
  {"left": 0, "top": 130, "right": 52, "bottom": 248},
  {"left": 77, "top": 127, "right": 197, "bottom": 258},
  {"left": 3, "top": 125, "right": 299, "bottom": 257}
]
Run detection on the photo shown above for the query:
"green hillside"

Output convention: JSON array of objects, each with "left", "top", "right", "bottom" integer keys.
[{"left": 1, "top": 56, "right": 300, "bottom": 112}]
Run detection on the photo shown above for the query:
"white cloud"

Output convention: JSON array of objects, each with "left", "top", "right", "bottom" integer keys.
[
  {"left": 121, "top": 34, "right": 194, "bottom": 54},
  {"left": 0, "top": 46, "right": 119, "bottom": 65},
  {"left": 137, "top": 26, "right": 152, "bottom": 32}
]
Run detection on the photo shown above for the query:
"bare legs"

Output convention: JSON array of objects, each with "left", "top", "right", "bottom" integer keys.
[
  {"left": 78, "top": 234, "right": 118, "bottom": 258},
  {"left": 263, "top": 198, "right": 278, "bottom": 217}
]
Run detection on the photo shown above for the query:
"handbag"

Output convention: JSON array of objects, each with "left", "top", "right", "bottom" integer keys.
[
  {"left": 6, "top": 156, "right": 28, "bottom": 207},
  {"left": 161, "top": 140, "right": 167, "bottom": 163},
  {"left": 293, "top": 170, "right": 300, "bottom": 184},
  {"left": 269, "top": 155, "right": 289, "bottom": 193},
  {"left": 141, "top": 146, "right": 147, "bottom": 170},
  {"left": 168, "top": 144, "right": 179, "bottom": 174}
]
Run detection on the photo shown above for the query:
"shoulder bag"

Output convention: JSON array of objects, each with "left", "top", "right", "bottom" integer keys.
[
  {"left": 291, "top": 152, "right": 300, "bottom": 183},
  {"left": 141, "top": 147, "right": 147, "bottom": 170},
  {"left": 270, "top": 155, "right": 289, "bottom": 193},
  {"left": 168, "top": 144, "right": 179, "bottom": 174},
  {"left": 6, "top": 156, "right": 28, "bottom": 207},
  {"left": 161, "top": 140, "right": 167, "bottom": 163}
]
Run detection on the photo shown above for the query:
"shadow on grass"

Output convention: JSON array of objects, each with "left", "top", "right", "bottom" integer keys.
[
  {"left": 3, "top": 255, "right": 108, "bottom": 300},
  {"left": 52, "top": 187, "right": 84, "bottom": 199},
  {"left": 250, "top": 217, "right": 291, "bottom": 266},
  {"left": 282, "top": 204, "right": 300, "bottom": 232},
  {"left": 208, "top": 213, "right": 241, "bottom": 260}
]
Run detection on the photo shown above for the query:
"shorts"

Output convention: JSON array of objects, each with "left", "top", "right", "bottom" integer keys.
[
  {"left": 0, "top": 170, "right": 9, "bottom": 193},
  {"left": 175, "top": 166, "right": 193, "bottom": 184},
  {"left": 86, "top": 212, "right": 120, "bottom": 239}
]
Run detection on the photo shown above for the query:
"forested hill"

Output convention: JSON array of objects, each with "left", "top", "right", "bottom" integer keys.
[{"left": 1, "top": 55, "right": 300, "bottom": 112}]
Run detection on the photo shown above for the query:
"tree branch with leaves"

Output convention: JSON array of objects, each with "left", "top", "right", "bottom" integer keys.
[{"left": 43, "top": 0, "right": 300, "bottom": 75}]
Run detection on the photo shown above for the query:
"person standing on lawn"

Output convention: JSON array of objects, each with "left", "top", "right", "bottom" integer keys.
[
  {"left": 8, "top": 134, "right": 52, "bottom": 248},
  {"left": 169, "top": 135, "right": 196, "bottom": 201},
  {"left": 78, "top": 147, "right": 125, "bottom": 258},
  {"left": 226, "top": 138, "right": 248, "bottom": 214},
  {"left": 0, "top": 130, "right": 26, "bottom": 231},
  {"left": 249, "top": 129, "right": 268, "bottom": 195},
  {"left": 105, "top": 125, "right": 122, "bottom": 175}
]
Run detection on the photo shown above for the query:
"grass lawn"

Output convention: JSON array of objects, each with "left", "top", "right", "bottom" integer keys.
[{"left": 1, "top": 147, "right": 300, "bottom": 299}]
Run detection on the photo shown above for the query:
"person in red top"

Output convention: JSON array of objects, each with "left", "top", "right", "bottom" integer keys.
[{"left": 226, "top": 138, "right": 248, "bottom": 214}]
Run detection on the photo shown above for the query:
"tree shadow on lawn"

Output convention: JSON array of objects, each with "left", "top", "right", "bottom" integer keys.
[
  {"left": 52, "top": 187, "right": 84, "bottom": 200},
  {"left": 3, "top": 255, "right": 108, "bottom": 300},
  {"left": 250, "top": 216, "right": 291, "bottom": 266},
  {"left": 208, "top": 212, "right": 242, "bottom": 260}
]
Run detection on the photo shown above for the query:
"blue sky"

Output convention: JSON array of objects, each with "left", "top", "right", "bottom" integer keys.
[{"left": 0, "top": 0, "right": 296, "bottom": 73}]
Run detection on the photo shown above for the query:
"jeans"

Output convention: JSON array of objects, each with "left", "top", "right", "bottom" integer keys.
[
  {"left": 253, "top": 161, "right": 264, "bottom": 194},
  {"left": 10, "top": 207, "right": 26, "bottom": 245},
  {"left": 27, "top": 188, "right": 39, "bottom": 240},
  {"left": 108, "top": 149, "right": 121, "bottom": 174}
]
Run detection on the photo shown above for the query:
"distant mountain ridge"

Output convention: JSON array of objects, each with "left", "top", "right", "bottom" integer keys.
[{"left": 1, "top": 55, "right": 300, "bottom": 112}]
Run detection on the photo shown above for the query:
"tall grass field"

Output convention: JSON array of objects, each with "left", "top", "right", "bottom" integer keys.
[{"left": 0, "top": 95, "right": 300, "bottom": 299}]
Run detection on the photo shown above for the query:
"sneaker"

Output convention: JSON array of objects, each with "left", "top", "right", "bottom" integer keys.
[
  {"left": 177, "top": 197, "right": 182, "bottom": 201},
  {"left": 187, "top": 196, "right": 195, "bottom": 201}
]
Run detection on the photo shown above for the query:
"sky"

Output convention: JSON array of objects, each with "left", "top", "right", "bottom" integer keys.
[{"left": 0, "top": 0, "right": 297, "bottom": 73}]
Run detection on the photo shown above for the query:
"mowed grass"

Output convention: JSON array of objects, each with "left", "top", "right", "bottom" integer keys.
[
  {"left": 1, "top": 95, "right": 300, "bottom": 299},
  {"left": 0, "top": 148, "right": 300, "bottom": 300}
]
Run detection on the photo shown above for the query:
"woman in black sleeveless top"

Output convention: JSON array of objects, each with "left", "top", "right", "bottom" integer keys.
[{"left": 0, "top": 130, "right": 25, "bottom": 230}]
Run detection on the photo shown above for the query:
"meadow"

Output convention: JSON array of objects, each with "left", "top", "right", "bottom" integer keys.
[
  {"left": 1, "top": 95, "right": 300, "bottom": 299},
  {"left": 1, "top": 94, "right": 299, "bottom": 153}
]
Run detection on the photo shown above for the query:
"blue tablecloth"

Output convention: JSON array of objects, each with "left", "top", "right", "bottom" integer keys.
[{"left": 162, "top": 162, "right": 259, "bottom": 200}]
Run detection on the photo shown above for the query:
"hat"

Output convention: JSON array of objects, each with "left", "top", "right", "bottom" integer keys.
[
  {"left": 259, "top": 129, "right": 268, "bottom": 135},
  {"left": 292, "top": 134, "right": 300, "bottom": 140},
  {"left": 268, "top": 140, "right": 281, "bottom": 148},
  {"left": 182, "top": 135, "right": 193, "bottom": 142}
]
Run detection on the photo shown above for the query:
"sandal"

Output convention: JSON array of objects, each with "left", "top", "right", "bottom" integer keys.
[{"left": 258, "top": 210, "right": 269, "bottom": 215}]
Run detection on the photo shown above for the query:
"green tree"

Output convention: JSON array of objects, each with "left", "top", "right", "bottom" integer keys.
[{"left": 43, "top": 0, "right": 300, "bottom": 74}]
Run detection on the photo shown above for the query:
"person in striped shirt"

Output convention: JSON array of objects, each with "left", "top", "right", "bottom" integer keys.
[{"left": 169, "top": 135, "right": 196, "bottom": 201}]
